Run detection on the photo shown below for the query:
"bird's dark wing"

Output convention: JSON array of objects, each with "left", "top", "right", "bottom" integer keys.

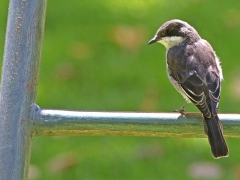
[
  {"left": 174, "top": 70, "right": 211, "bottom": 118},
  {"left": 170, "top": 63, "right": 221, "bottom": 118},
  {"left": 206, "top": 70, "right": 221, "bottom": 115}
]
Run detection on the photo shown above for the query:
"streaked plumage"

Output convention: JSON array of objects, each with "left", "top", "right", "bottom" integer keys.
[{"left": 148, "top": 19, "right": 228, "bottom": 158}]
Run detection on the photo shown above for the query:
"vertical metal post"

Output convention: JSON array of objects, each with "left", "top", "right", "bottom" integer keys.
[{"left": 0, "top": 0, "right": 46, "bottom": 179}]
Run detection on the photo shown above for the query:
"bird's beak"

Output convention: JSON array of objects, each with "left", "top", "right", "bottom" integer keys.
[{"left": 148, "top": 37, "right": 158, "bottom": 45}]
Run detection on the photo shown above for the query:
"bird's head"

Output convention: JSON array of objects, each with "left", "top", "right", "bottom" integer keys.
[{"left": 148, "top": 19, "right": 200, "bottom": 49}]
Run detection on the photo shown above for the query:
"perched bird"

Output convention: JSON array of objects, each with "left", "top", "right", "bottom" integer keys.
[{"left": 148, "top": 19, "right": 228, "bottom": 158}]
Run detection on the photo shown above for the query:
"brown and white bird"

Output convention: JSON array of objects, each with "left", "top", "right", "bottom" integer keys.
[{"left": 148, "top": 19, "right": 228, "bottom": 158}]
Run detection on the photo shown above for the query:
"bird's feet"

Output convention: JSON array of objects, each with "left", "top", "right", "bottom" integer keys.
[
  {"left": 174, "top": 100, "right": 188, "bottom": 117},
  {"left": 173, "top": 108, "right": 187, "bottom": 117}
]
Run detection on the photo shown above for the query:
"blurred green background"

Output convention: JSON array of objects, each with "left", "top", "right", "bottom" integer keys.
[{"left": 1, "top": 0, "right": 240, "bottom": 179}]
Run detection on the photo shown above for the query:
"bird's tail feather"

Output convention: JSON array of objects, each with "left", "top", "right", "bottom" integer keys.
[{"left": 203, "top": 115, "right": 228, "bottom": 158}]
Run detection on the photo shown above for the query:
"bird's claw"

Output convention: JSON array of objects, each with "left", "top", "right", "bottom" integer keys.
[{"left": 173, "top": 109, "right": 187, "bottom": 117}]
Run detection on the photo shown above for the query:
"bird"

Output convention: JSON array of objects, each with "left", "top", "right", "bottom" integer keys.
[{"left": 148, "top": 19, "right": 228, "bottom": 158}]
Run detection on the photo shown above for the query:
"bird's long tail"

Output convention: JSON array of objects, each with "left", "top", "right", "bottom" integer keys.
[{"left": 203, "top": 115, "right": 228, "bottom": 158}]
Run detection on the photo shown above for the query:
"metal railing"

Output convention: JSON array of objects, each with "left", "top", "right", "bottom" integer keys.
[{"left": 0, "top": 0, "right": 240, "bottom": 179}]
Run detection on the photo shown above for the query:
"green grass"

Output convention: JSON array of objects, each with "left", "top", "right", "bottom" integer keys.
[{"left": 1, "top": 1, "right": 240, "bottom": 179}]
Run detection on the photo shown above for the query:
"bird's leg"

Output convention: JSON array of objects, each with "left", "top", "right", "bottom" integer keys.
[{"left": 173, "top": 100, "right": 188, "bottom": 116}]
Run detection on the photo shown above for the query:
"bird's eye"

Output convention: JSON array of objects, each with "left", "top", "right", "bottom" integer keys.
[{"left": 166, "top": 29, "right": 171, "bottom": 36}]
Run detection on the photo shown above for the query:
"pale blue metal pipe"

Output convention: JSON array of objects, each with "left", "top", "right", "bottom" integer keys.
[
  {"left": 0, "top": 1, "right": 46, "bottom": 179},
  {"left": 31, "top": 104, "right": 240, "bottom": 138}
]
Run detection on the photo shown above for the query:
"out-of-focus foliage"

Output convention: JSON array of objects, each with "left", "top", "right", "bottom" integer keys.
[{"left": 1, "top": 1, "right": 240, "bottom": 180}]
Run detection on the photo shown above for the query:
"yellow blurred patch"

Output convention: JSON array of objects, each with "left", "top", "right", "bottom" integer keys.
[{"left": 110, "top": 25, "right": 147, "bottom": 51}]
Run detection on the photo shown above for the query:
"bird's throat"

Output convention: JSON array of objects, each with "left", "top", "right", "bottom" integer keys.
[{"left": 158, "top": 36, "right": 185, "bottom": 49}]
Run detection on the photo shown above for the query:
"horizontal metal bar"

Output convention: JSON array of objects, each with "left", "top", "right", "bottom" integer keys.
[{"left": 31, "top": 104, "right": 240, "bottom": 138}]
